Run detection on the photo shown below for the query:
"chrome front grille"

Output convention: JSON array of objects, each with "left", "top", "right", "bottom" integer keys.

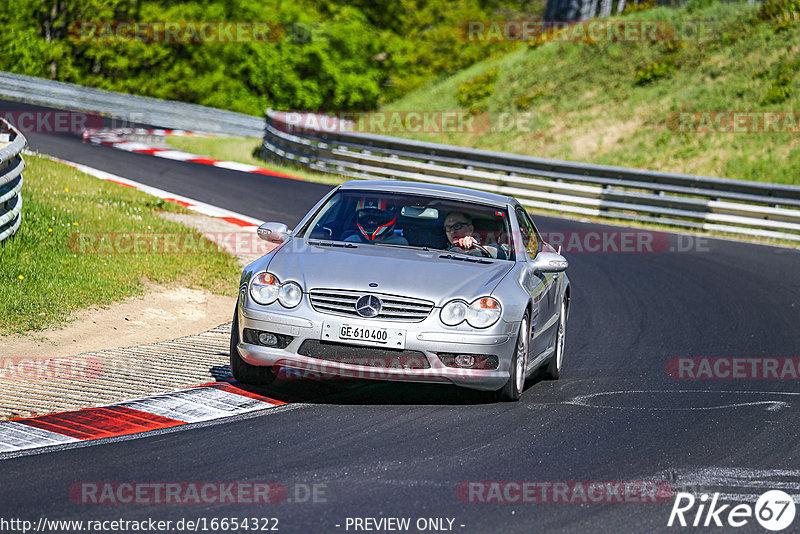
[{"left": 308, "top": 289, "right": 434, "bottom": 322}]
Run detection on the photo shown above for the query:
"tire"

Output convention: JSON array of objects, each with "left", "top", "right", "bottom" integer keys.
[
  {"left": 496, "top": 313, "right": 529, "bottom": 402},
  {"left": 230, "top": 302, "right": 276, "bottom": 386},
  {"left": 543, "top": 298, "right": 567, "bottom": 380}
]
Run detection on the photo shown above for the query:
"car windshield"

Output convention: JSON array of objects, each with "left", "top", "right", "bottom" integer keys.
[{"left": 299, "top": 189, "right": 515, "bottom": 261}]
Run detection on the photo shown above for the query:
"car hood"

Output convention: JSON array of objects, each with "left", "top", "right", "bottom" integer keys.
[{"left": 266, "top": 239, "right": 514, "bottom": 306}]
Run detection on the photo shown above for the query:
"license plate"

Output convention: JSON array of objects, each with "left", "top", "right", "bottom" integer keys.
[{"left": 322, "top": 322, "right": 406, "bottom": 349}]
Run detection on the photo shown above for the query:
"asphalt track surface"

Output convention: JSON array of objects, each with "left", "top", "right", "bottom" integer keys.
[{"left": 2, "top": 99, "right": 800, "bottom": 533}]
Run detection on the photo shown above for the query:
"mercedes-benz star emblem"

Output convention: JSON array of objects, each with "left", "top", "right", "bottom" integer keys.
[{"left": 355, "top": 295, "right": 382, "bottom": 318}]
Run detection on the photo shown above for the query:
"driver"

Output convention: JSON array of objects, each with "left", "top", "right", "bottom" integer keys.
[
  {"left": 443, "top": 211, "right": 505, "bottom": 259},
  {"left": 345, "top": 197, "right": 409, "bottom": 245}
]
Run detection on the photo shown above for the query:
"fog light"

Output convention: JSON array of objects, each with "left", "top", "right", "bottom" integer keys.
[
  {"left": 258, "top": 332, "right": 279, "bottom": 347},
  {"left": 438, "top": 353, "right": 499, "bottom": 370},
  {"left": 455, "top": 355, "right": 475, "bottom": 368}
]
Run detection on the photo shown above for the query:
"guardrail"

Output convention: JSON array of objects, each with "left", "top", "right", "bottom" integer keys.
[
  {"left": 262, "top": 109, "right": 800, "bottom": 242},
  {"left": 545, "top": 0, "right": 762, "bottom": 23},
  {"left": 0, "top": 117, "right": 25, "bottom": 243},
  {"left": 0, "top": 71, "right": 263, "bottom": 137}
]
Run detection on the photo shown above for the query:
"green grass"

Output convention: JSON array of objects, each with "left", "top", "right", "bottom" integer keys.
[
  {"left": 0, "top": 154, "right": 241, "bottom": 334},
  {"left": 164, "top": 136, "right": 348, "bottom": 186},
  {"left": 383, "top": 0, "right": 800, "bottom": 185}
]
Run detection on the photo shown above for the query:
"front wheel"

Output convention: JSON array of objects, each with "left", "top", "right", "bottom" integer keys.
[
  {"left": 496, "top": 313, "right": 529, "bottom": 402},
  {"left": 542, "top": 298, "right": 567, "bottom": 380},
  {"left": 230, "top": 302, "right": 276, "bottom": 386}
]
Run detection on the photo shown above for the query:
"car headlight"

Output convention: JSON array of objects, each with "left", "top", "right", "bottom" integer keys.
[
  {"left": 250, "top": 272, "right": 280, "bottom": 305},
  {"left": 278, "top": 281, "right": 303, "bottom": 308},
  {"left": 440, "top": 300, "right": 469, "bottom": 326},
  {"left": 466, "top": 297, "right": 502, "bottom": 328},
  {"left": 250, "top": 273, "right": 304, "bottom": 308}
]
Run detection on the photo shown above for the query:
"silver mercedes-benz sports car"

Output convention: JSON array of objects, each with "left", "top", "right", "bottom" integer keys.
[{"left": 230, "top": 180, "right": 570, "bottom": 401}]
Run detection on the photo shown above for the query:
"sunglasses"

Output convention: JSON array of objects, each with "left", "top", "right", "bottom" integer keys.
[{"left": 444, "top": 222, "right": 470, "bottom": 233}]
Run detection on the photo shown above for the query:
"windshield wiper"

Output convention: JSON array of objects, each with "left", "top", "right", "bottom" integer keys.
[
  {"left": 308, "top": 240, "right": 357, "bottom": 248},
  {"left": 372, "top": 243, "right": 431, "bottom": 252},
  {"left": 438, "top": 253, "right": 494, "bottom": 264}
]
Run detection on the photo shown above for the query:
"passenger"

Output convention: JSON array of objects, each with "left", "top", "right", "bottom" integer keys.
[
  {"left": 443, "top": 211, "right": 506, "bottom": 259},
  {"left": 345, "top": 197, "right": 409, "bottom": 245}
]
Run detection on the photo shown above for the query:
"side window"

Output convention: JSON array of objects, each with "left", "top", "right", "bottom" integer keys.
[
  {"left": 515, "top": 207, "right": 538, "bottom": 258},
  {"left": 524, "top": 210, "right": 542, "bottom": 256}
]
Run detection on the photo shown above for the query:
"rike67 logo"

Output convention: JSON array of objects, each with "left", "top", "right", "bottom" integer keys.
[{"left": 668, "top": 490, "right": 796, "bottom": 531}]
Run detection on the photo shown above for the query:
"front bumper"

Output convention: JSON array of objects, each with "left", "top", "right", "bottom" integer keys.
[{"left": 236, "top": 296, "right": 518, "bottom": 391}]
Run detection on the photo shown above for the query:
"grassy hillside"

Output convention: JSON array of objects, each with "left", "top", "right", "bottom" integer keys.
[{"left": 384, "top": 0, "right": 800, "bottom": 184}]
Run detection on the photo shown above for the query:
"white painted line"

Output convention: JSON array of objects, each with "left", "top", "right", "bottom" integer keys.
[
  {"left": 25, "top": 151, "right": 263, "bottom": 227},
  {"left": 565, "top": 390, "right": 800, "bottom": 411},
  {"left": 110, "top": 142, "right": 157, "bottom": 152},
  {"left": 82, "top": 128, "right": 300, "bottom": 181},
  {"left": 145, "top": 150, "right": 199, "bottom": 161},
  {"left": 664, "top": 467, "right": 800, "bottom": 503},
  {"left": 118, "top": 387, "right": 274, "bottom": 423},
  {"left": 213, "top": 161, "right": 263, "bottom": 172},
  {"left": 0, "top": 422, "right": 80, "bottom": 452}
]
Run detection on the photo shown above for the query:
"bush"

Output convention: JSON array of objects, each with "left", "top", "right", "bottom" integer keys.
[
  {"left": 761, "top": 84, "right": 792, "bottom": 104},
  {"left": 622, "top": 0, "right": 656, "bottom": 15},
  {"left": 456, "top": 68, "right": 499, "bottom": 108},
  {"left": 757, "top": 0, "right": 800, "bottom": 23},
  {"left": 514, "top": 87, "right": 548, "bottom": 109},
  {"left": 634, "top": 61, "right": 675, "bottom": 85},
  {"left": 761, "top": 57, "right": 800, "bottom": 104}
]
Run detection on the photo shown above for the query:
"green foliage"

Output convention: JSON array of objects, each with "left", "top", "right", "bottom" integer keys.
[
  {"left": 760, "top": 57, "right": 800, "bottom": 104},
  {"left": 761, "top": 83, "right": 791, "bottom": 104},
  {"left": 633, "top": 37, "right": 684, "bottom": 86},
  {"left": 757, "top": 0, "right": 800, "bottom": 23},
  {"left": 662, "top": 40, "right": 687, "bottom": 55},
  {"left": 622, "top": 0, "right": 656, "bottom": 15},
  {"left": 716, "top": 21, "right": 753, "bottom": 46},
  {"left": 753, "top": 67, "right": 771, "bottom": 79},
  {"left": 456, "top": 68, "right": 499, "bottom": 108},
  {"left": 773, "top": 19, "right": 797, "bottom": 32},
  {"left": 0, "top": 0, "right": 528, "bottom": 114},
  {"left": 634, "top": 61, "right": 675, "bottom": 85},
  {"left": 514, "top": 86, "right": 548, "bottom": 109},
  {"left": 685, "top": 0, "right": 721, "bottom": 13}
]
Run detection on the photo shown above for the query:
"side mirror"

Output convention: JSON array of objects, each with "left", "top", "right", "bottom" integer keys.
[
  {"left": 530, "top": 252, "right": 568, "bottom": 273},
  {"left": 257, "top": 222, "right": 291, "bottom": 244}
]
